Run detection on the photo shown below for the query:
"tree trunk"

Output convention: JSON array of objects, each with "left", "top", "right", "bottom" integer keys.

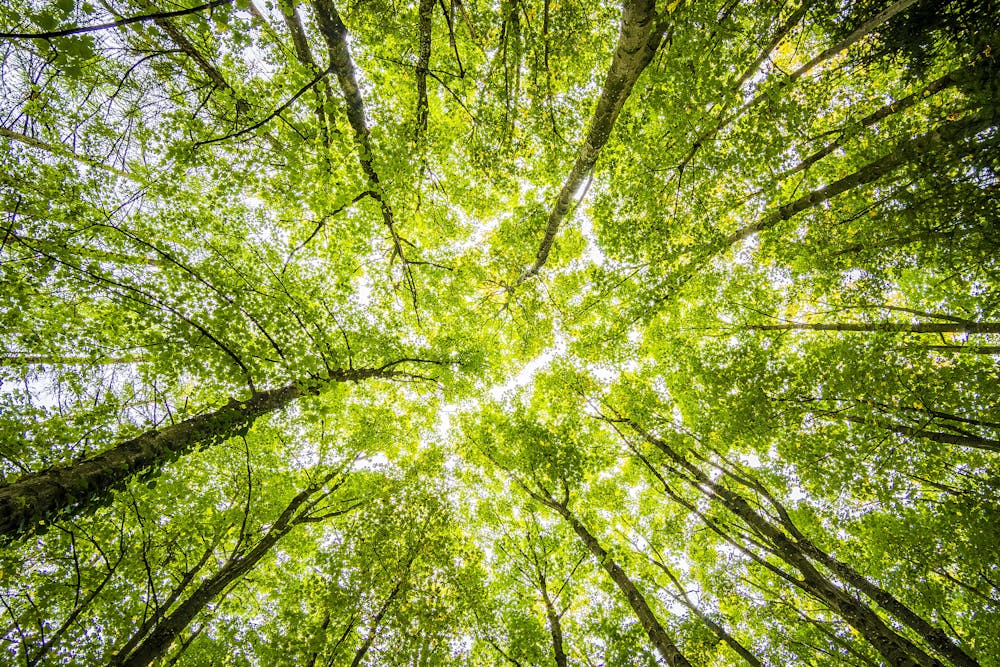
[
  {"left": 415, "top": 0, "right": 435, "bottom": 139},
  {"left": 727, "top": 112, "right": 993, "bottom": 246},
  {"left": 310, "top": 0, "right": 416, "bottom": 303},
  {"left": 726, "top": 459, "right": 982, "bottom": 667},
  {"left": 624, "top": 420, "right": 942, "bottom": 667},
  {"left": 532, "top": 490, "right": 692, "bottom": 667},
  {"left": 652, "top": 557, "right": 763, "bottom": 667},
  {"left": 750, "top": 320, "right": 1000, "bottom": 335},
  {"left": 115, "top": 473, "right": 346, "bottom": 666},
  {"left": 841, "top": 414, "right": 1000, "bottom": 453},
  {"left": 519, "top": 0, "right": 665, "bottom": 281},
  {"left": 683, "top": 0, "right": 921, "bottom": 170},
  {"left": 0, "top": 366, "right": 392, "bottom": 539},
  {"left": 539, "top": 576, "right": 568, "bottom": 667},
  {"left": 349, "top": 550, "right": 417, "bottom": 667}
]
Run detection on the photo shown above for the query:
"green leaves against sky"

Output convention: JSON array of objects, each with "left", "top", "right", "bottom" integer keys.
[{"left": 1, "top": 0, "right": 998, "bottom": 664}]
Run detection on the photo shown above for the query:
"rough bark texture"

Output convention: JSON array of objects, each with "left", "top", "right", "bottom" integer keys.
[
  {"left": 0, "top": 367, "right": 390, "bottom": 539},
  {"left": 519, "top": 0, "right": 665, "bottom": 282}
]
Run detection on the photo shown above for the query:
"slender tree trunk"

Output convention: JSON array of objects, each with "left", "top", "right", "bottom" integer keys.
[
  {"left": 622, "top": 420, "right": 942, "bottom": 667},
  {"left": 0, "top": 127, "right": 140, "bottom": 181},
  {"left": 749, "top": 320, "right": 1000, "bottom": 334},
  {"left": 682, "top": 0, "right": 921, "bottom": 171},
  {"left": 519, "top": 0, "right": 666, "bottom": 282},
  {"left": 415, "top": 0, "right": 435, "bottom": 139},
  {"left": 310, "top": 0, "right": 417, "bottom": 304},
  {"left": 0, "top": 366, "right": 394, "bottom": 539},
  {"left": 115, "top": 473, "right": 347, "bottom": 666},
  {"left": 782, "top": 63, "right": 976, "bottom": 178},
  {"left": 721, "top": 458, "right": 983, "bottom": 667},
  {"left": 841, "top": 414, "right": 1000, "bottom": 453},
  {"left": 727, "top": 112, "right": 993, "bottom": 246},
  {"left": 112, "top": 540, "right": 219, "bottom": 663},
  {"left": 651, "top": 558, "right": 763, "bottom": 667},
  {"left": 539, "top": 577, "right": 568, "bottom": 667},
  {"left": 276, "top": 0, "right": 334, "bottom": 146},
  {"left": 530, "top": 488, "right": 693, "bottom": 667},
  {"left": 349, "top": 551, "right": 417, "bottom": 667},
  {"left": 675, "top": 1, "right": 810, "bottom": 174}
]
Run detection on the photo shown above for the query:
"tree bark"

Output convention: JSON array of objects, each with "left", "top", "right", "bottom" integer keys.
[
  {"left": 750, "top": 320, "right": 1000, "bottom": 335},
  {"left": 721, "top": 458, "right": 982, "bottom": 667},
  {"left": 539, "top": 575, "right": 568, "bottom": 667},
  {"left": 680, "top": 0, "right": 921, "bottom": 171},
  {"left": 623, "top": 420, "right": 942, "bottom": 667},
  {"left": 841, "top": 414, "right": 1000, "bottom": 454},
  {"left": 0, "top": 366, "right": 395, "bottom": 539},
  {"left": 415, "top": 0, "right": 435, "bottom": 139},
  {"left": 727, "top": 112, "right": 993, "bottom": 246},
  {"left": 519, "top": 0, "right": 666, "bottom": 282},
  {"left": 115, "top": 473, "right": 347, "bottom": 666},
  {"left": 349, "top": 550, "right": 417, "bottom": 667},
  {"left": 310, "top": 0, "right": 417, "bottom": 305},
  {"left": 529, "top": 488, "right": 693, "bottom": 667}
]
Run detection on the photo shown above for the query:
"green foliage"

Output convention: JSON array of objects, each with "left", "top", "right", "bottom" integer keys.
[{"left": 1, "top": 0, "right": 998, "bottom": 664}]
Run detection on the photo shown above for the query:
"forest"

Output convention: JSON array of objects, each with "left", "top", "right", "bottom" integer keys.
[{"left": 0, "top": 0, "right": 998, "bottom": 664}]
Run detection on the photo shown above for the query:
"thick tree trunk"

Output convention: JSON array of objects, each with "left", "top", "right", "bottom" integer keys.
[
  {"left": 0, "top": 367, "right": 391, "bottom": 539},
  {"left": 519, "top": 0, "right": 665, "bottom": 282}
]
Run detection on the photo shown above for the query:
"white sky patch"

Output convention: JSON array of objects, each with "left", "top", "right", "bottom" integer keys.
[
  {"left": 488, "top": 326, "right": 567, "bottom": 401},
  {"left": 352, "top": 452, "right": 389, "bottom": 471},
  {"left": 579, "top": 208, "right": 606, "bottom": 267},
  {"left": 489, "top": 347, "right": 557, "bottom": 401}
]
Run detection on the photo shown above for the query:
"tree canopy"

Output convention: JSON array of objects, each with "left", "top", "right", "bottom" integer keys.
[{"left": 1, "top": 0, "right": 999, "bottom": 664}]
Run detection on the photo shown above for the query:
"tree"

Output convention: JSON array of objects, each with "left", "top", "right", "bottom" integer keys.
[{"left": 1, "top": 0, "right": 998, "bottom": 664}]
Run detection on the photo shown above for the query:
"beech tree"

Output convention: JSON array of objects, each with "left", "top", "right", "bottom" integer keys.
[{"left": 1, "top": 0, "right": 998, "bottom": 664}]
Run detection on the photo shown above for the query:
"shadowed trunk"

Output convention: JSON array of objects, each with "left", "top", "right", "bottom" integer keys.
[{"left": 0, "top": 366, "right": 396, "bottom": 539}]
